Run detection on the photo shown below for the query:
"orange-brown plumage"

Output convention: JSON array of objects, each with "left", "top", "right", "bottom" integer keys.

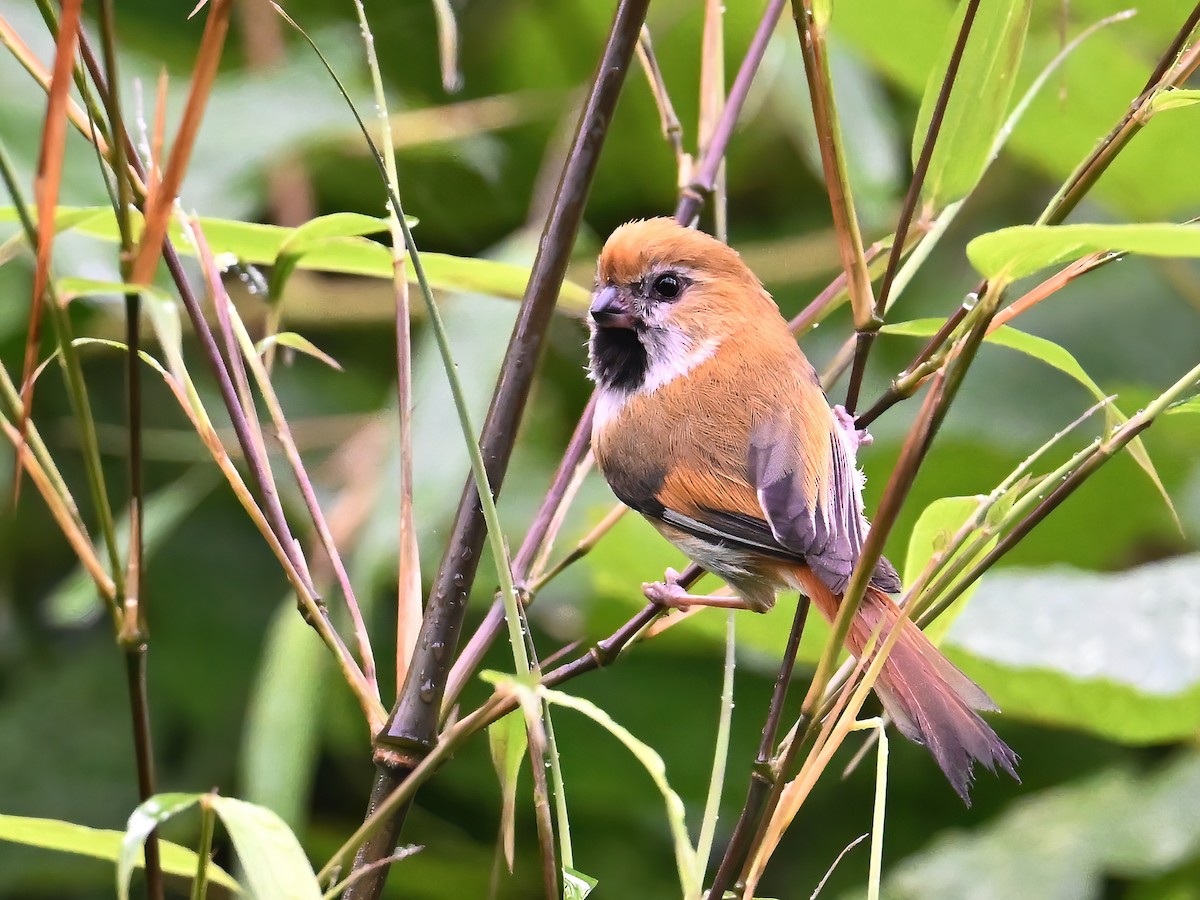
[{"left": 587, "top": 218, "right": 1017, "bottom": 801}]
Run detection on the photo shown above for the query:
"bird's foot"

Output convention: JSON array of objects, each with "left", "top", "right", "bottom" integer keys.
[
  {"left": 832, "top": 403, "right": 873, "bottom": 453},
  {"left": 643, "top": 567, "right": 689, "bottom": 608},
  {"left": 643, "top": 568, "right": 753, "bottom": 610}
]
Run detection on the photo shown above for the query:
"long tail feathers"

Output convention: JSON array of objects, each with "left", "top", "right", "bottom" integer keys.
[{"left": 802, "top": 575, "right": 1019, "bottom": 803}]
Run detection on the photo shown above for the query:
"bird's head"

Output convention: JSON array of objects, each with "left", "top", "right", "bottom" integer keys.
[{"left": 587, "top": 218, "right": 774, "bottom": 395}]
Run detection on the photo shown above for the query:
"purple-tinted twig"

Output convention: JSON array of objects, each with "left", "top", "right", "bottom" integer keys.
[
  {"left": 192, "top": 222, "right": 377, "bottom": 692},
  {"left": 678, "top": 0, "right": 788, "bottom": 226},
  {"left": 73, "top": 30, "right": 320, "bottom": 601}
]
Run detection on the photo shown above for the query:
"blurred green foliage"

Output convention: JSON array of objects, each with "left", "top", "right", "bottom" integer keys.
[{"left": 1, "top": 0, "right": 1199, "bottom": 898}]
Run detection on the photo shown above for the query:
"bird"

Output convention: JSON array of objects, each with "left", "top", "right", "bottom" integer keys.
[{"left": 585, "top": 217, "right": 1017, "bottom": 802}]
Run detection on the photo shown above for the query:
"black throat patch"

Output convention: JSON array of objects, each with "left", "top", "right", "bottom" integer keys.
[{"left": 589, "top": 328, "right": 648, "bottom": 393}]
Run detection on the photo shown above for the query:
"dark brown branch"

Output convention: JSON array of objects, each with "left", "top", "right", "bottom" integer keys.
[
  {"left": 122, "top": 648, "right": 162, "bottom": 900},
  {"left": 444, "top": 398, "right": 597, "bottom": 709},
  {"left": 93, "top": 3, "right": 158, "bottom": 893}
]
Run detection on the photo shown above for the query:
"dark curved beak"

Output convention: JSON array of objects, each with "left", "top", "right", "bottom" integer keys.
[{"left": 589, "top": 285, "right": 636, "bottom": 330}]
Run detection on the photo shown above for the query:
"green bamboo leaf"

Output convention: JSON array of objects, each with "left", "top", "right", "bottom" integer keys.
[
  {"left": 487, "top": 710, "right": 528, "bottom": 871},
  {"left": 903, "top": 496, "right": 994, "bottom": 643},
  {"left": 266, "top": 211, "right": 390, "bottom": 299},
  {"left": 208, "top": 796, "right": 321, "bottom": 900},
  {"left": 539, "top": 687, "right": 700, "bottom": 898},
  {"left": 1166, "top": 395, "right": 1200, "bottom": 416},
  {"left": 564, "top": 867, "right": 599, "bottom": 899},
  {"left": 0, "top": 812, "right": 238, "bottom": 895},
  {"left": 256, "top": 332, "right": 343, "bottom": 371},
  {"left": 945, "top": 554, "right": 1200, "bottom": 743},
  {"left": 882, "top": 318, "right": 1177, "bottom": 526},
  {"left": 967, "top": 222, "right": 1200, "bottom": 281},
  {"left": 914, "top": 0, "right": 1032, "bottom": 209},
  {"left": 0, "top": 204, "right": 591, "bottom": 310},
  {"left": 1148, "top": 87, "right": 1200, "bottom": 115},
  {"left": 118, "top": 793, "right": 205, "bottom": 900}
]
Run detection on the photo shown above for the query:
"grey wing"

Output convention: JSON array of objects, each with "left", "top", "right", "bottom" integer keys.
[{"left": 748, "top": 415, "right": 901, "bottom": 595}]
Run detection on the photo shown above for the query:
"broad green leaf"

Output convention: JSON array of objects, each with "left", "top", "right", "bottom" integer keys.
[
  {"left": 256, "top": 332, "right": 343, "bottom": 371},
  {"left": 209, "top": 796, "right": 321, "bottom": 900},
  {"left": 0, "top": 205, "right": 591, "bottom": 310},
  {"left": 1148, "top": 88, "right": 1200, "bottom": 115},
  {"left": 0, "top": 812, "right": 238, "bottom": 894},
  {"left": 487, "top": 710, "right": 527, "bottom": 870},
  {"left": 240, "top": 596, "right": 329, "bottom": 830},
  {"left": 0, "top": 206, "right": 107, "bottom": 268},
  {"left": 967, "top": 222, "right": 1200, "bottom": 282},
  {"left": 903, "top": 496, "right": 993, "bottom": 643},
  {"left": 47, "top": 469, "right": 218, "bottom": 626},
  {"left": 267, "top": 212, "right": 390, "bottom": 299},
  {"left": 913, "top": 0, "right": 1031, "bottom": 209},
  {"left": 1166, "top": 395, "right": 1200, "bottom": 416},
  {"left": 0, "top": 204, "right": 113, "bottom": 244},
  {"left": 881, "top": 751, "right": 1200, "bottom": 898},
  {"left": 118, "top": 793, "right": 204, "bottom": 900},
  {"left": 564, "top": 866, "right": 599, "bottom": 899},
  {"left": 540, "top": 687, "right": 700, "bottom": 898},
  {"left": 945, "top": 554, "right": 1200, "bottom": 742},
  {"left": 882, "top": 319, "right": 1176, "bottom": 526}
]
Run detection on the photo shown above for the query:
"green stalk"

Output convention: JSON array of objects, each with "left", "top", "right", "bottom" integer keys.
[
  {"left": 694, "top": 612, "right": 735, "bottom": 892},
  {"left": 190, "top": 796, "right": 216, "bottom": 900},
  {"left": 0, "top": 141, "right": 124, "bottom": 616}
]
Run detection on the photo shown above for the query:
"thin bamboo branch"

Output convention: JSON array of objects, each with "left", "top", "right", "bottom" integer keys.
[
  {"left": 790, "top": 0, "right": 875, "bottom": 348},
  {"left": 0, "top": 142, "right": 122, "bottom": 616},
  {"left": 636, "top": 26, "right": 685, "bottom": 171},
  {"left": 192, "top": 222, "right": 379, "bottom": 694},
  {"left": 841, "top": 0, "right": 981, "bottom": 412}
]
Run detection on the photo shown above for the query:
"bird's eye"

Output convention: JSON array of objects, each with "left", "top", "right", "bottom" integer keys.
[{"left": 651, "top": 272, "right": 683, "bottom": 300}]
